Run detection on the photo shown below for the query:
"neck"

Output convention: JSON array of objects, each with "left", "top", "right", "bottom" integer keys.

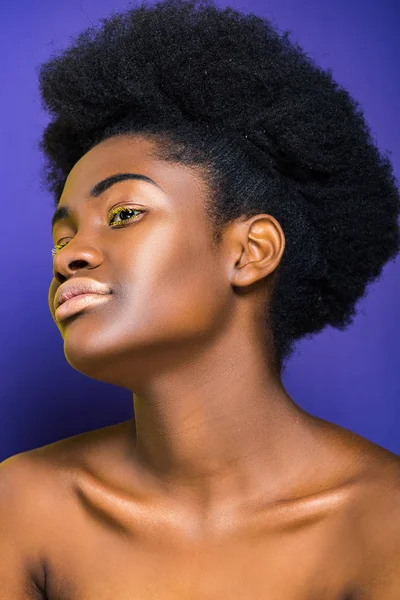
[{"left": 125, "top": 327, "right": 322, "bottom": 521}]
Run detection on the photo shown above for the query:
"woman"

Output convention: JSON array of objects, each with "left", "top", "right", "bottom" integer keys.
[{"left": 1, "top": 0, "right": 400, "bottom": 597}]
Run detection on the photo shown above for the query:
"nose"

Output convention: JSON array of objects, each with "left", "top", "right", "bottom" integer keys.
[{"left": 52, "top": 239, "right": 103, "bottom": 281}]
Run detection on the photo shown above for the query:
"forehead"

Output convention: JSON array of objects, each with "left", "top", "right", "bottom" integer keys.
[{"left": 61, "top": 134, "right": 209, "bottom": 211}]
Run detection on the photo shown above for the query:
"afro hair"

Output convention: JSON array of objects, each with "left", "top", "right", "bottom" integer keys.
[{"left": 37, "top": 0, "right": 400, "bottom": 377}]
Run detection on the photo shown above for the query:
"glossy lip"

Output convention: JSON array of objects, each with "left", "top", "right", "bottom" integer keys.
[
  {"left": 55, "top": 292, "right": 111, "bottom": 321},
  {"left": 54, "top": 277, "right": 111, "bottom": 310}
]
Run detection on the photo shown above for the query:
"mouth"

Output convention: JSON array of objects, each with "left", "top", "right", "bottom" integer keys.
[{"left": 55, "top": 292, "right": 111, "bottom": 321}]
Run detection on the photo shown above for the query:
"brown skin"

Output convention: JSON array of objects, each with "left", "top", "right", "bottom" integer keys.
[{"left": 1, "top": 133, "right": 400, "bottom": 598}]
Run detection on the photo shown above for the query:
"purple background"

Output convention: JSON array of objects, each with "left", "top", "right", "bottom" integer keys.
[{"left": 1, "top": 0, "right": 399, "bottom": 462}]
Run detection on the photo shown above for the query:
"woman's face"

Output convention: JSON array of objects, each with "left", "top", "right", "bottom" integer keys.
[{"left": 48, "top": 134, "right": 234, "bottom": 389}]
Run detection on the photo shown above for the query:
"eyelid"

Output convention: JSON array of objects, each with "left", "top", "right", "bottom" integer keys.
[
  {"left": 53, "top": 203, "right": 146, "bottom": 248},
  {"left": 52, "top": 200, "right": 148, "bottom": 232}
]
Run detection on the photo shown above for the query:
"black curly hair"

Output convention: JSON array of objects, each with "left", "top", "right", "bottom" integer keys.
[{"left": 37, "top": 0, "right": 400, "bottom": 377}]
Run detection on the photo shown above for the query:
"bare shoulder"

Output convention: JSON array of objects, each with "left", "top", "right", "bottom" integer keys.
[
  {"left": 0, "top": 452, "right": 53, "bottom": 595},
  {"left": 307, "top": 419, "right": 400, "bottom": 595},
  {"left": 359, "top": 448, "right": 400, "bottom": 594},
  {"left": 0, "top": 447, "right": 69, "bottom": 529},
  {"left": 0, "top": 423, "right": 131, "bottom": 595},
  {"left": 324, "top": 419, "right": 400, "bottom": 511},
  {"left": 0, "top": 420, "right": 134, "bottom": 493},
  {"left": 29, "top": 419, "right": 134, "bottom": 474},
  {"left": 330, "top": 425, "right": 400, "bottom": 592},
  {"left": 360, "top": 438, "right": 400, "bottom": 526},
  {"left": 0, "top": 450, "right": 51, "bottom": 508}
]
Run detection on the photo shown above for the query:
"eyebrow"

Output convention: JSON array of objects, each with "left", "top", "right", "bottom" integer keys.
[{"left": 51, "top": 172, "right": 164, "bottom": 232}]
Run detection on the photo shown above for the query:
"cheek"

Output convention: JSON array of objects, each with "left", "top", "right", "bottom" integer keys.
[
  {"left": 59, "top": 232, "right": 232, "bottom": 377},
  {"left": 120, "top": 238, "right": 228, "bottom": 340}
]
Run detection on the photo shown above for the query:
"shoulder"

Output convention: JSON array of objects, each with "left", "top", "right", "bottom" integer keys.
[
  {"left": 366, "top": 450, "right": 400, "bottom": 536},
  {"left": 346, "top": 442, "right": 400, "bottom": 594},
  {"left": 313, "top": 419, "right": 400, "bottom": 549},
  {"left": 0, "top": 430, "right": 108, "bottom": 560},
  {"left": 0, "top": 450, "right": 60, "bottom": 532},
  {"left": 26, "top": 419, "right": 132, "bottom": 477},
  {"left": 0, "top": 452, "right": 52, "bottom": 594},
  {"left": 367, "top": 462, "right": 400, "bottom": 595},
  {"left": 0, "top": 432, "right": 91, "bottom": 528},
  {"left": 0, "top": 451, "right": 47, "bottom": 507},
  {"left": 334, "top": 425, "right": 400, "bottom": 530},
  {"left": 0, "top": 419, "right": 132, "bottom": 496},
  {"left": 317, "top": 423, "right": 400, "bottom": 595}
]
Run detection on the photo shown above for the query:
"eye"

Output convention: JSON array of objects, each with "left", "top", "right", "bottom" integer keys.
[
  {"left": 108, "top": 205, "right": 144, "bottom": 227},
  {"left": 51, "top": 206, "right": 144, "bottom": 256}
]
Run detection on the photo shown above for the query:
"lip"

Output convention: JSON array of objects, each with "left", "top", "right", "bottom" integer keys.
[
  {"left": 55, "top": 292, "right": 111, "bottom": 321},
  {"left": 54, "top": 277, "right": 111, "bottom": 310}
]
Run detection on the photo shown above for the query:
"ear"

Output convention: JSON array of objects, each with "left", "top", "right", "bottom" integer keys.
[{"left": 227, "top": 214, "right": 285, "bottom": 289}]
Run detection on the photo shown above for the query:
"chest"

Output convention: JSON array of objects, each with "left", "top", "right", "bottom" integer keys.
[{"left": 44, "top": 517, "right": 367, "bottom": 599}]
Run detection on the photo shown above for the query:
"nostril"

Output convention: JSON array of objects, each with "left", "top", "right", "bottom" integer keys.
[{"left": 70, "top": 260, "right": 89, "bottom": 269}]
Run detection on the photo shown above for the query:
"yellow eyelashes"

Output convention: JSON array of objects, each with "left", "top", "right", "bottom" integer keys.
[{"left": 51, "top": 206, "right": 144, "bottom": 257}]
